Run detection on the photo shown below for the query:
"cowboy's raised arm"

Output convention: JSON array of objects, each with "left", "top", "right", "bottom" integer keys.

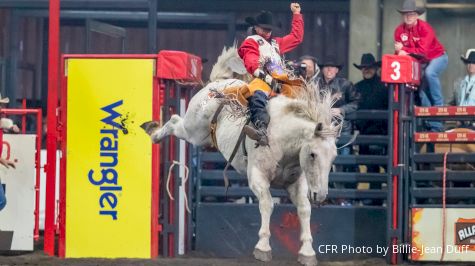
[{"left": 276, "top": 3, "right": 304, "bottom": 54}]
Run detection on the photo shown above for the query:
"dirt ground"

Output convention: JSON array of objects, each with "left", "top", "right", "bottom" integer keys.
[
  {"left": 2, "top": 251, "right": 475, "bottom": 266},
  {"left": 0, "top": 251, "right": 389, "bottom": 266},
  {"left": 0, "top": 239, "right": 472, "bottom": 266}
]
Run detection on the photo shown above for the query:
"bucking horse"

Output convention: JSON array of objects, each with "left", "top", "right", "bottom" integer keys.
[{"left": 141, "top": 46, "right": 342, "bottom": 266}]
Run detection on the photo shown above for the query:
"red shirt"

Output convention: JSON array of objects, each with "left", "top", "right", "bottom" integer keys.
[
  {"left": 394, "top": 19, "right": 445, "bottom": 61},
  {"left": 238, "top": 13, "right": 304, "bottom": 74}
]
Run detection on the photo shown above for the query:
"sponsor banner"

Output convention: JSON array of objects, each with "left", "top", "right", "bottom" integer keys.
[
  {"left": 0, "top": 135, "right": 36, "bottom": 251},
  {"left": 414, "top": 106, "right": 475, "bottom": 117},
  {"left": 65, "top": 58, "right": 154, "bottom": 258},
  {"left": 414, "top": 132, "right": 475, "bottom": 143},
  {"left": 411, "top": 208, "right": 475, "bottom": 261}
]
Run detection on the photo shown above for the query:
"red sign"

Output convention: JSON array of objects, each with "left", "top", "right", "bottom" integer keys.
[
  {"left": 414, "top": 106, "right": 475, "bottom": 117},
  {"left": 414, "top": 132, "right": 475, "bottom": 143},
  {"left": 381, "top": 54, "right": 420, "bottom": 85}
]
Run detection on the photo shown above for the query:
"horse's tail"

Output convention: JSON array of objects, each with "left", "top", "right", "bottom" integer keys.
[{"left": 209, "top": 42, "right": 248, "bottom": 83}]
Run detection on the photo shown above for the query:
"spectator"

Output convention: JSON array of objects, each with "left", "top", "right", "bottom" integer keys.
[
  {"left": 451, "top": 49, "right": 475, "bottom": 106},
  {"left": 0, "top": 158, "right": 15, "bottom": 211},
  {"left": 298, "top": 55, "right": 319, "bottom": 84},
  {"left": 353, "top": 53, "right": 387, "bottom": 205},
  {"left": 353, "top": 53, "right": 387, "bottom": 140},
  {"left": 394, "top": 0, "right": 447, "bottom": 132},
  {"left": 316, "top": 56, "right": 359, "bottom": 149},
  {"left": 316, "top": 56, "right": 359, "bottom": 205},
  {"left": 448, "top": 48, "right": 475, "bottom": 130},
  {"left": 0, "top": 94, "right": 17, "bottom": 211}
]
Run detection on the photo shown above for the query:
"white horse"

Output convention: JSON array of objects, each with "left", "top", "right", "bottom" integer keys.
[{"left": 141, "top": 46, "right": 341, "bottom": 266}]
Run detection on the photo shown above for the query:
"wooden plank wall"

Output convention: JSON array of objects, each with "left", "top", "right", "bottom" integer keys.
[{"left": 0, "top": 6, "right": 349, "bottom": 104}]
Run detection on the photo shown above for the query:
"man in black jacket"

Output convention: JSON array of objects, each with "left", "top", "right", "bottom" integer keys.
[
  {"left": 316, "top": 56, "right": 359, "bottom": 139},
  {"left": 316, "top": 56, "right": 359, "bottom": 204},
  {"left": 353, "top": 53, "right": 388, "bottom": 167},
  {"left": 353, "top": 53, "right": 388, "bottom": 205}
]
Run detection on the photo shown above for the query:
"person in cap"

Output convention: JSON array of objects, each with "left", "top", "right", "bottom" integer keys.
[
  {"left": 0, "top": 94, "right": 17, "bottom": 212},
  {"left": 394, "top": 0, "right": 447, "bottom": 132},
  {"left": 450, "top": 49, "right": 475, "bottom": 107},
  {"left": 298, "top": 55, "right": 319, "bottom": 84},
  {"left": 238, "top": 3, "right": 303, "bottom": 146}
]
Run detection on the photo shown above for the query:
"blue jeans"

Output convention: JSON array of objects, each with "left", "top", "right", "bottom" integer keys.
[
  {"left": 0, "top": 182, "right": 6, "bottom": 211},
  {"left": 419, "top": 53, "right": 448, "bottom": 131}
]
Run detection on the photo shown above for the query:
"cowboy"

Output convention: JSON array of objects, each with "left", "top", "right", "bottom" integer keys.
[
  {"left": 394, "top": 0, "right": 447, "bottom": 132},
  {"left": 0, "top": 94, "right": 17, "bottom": 211},
  {"left": 353, "top": 53, "right": 387, "bottom": 136},
  {"left": 353, "top": 53, "right": 386, "bottom": 201},
  {"left": 316, "top": 56, "right": 359, "bottom": 137},
  {"left": 238, "top": 3, "right": 303, "bottom": 146},
  {"left": 451, "top": 49, "right": 475, "bottom": 107}
]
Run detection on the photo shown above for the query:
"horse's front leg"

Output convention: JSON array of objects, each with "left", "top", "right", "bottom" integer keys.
[
  {"left": 287, "top": 176, "right": 318, "bottom": 266},
  {"left": 248, "top": 165, "right": 274, "bottom": 262}
]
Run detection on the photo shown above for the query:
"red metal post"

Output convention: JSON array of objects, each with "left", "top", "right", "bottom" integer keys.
[
  {"left": 45, "top": 0, "right": 60, "bottom": 256},
  {"left": 391, "top": 84, "right": 399, "bottom": 264},
  {"left": 21, "top": 99, "right": 27, "bottom": 133},
  {"left": 151, "top": 64, "right": 160, "bottom": 258}
]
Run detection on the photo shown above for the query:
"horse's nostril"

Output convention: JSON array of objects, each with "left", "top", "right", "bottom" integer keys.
[{"left": 313, "top": 192, "right": 317, "bottom": 202}]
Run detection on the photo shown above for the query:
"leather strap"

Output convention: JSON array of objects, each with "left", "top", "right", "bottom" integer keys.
[
  {"left": 223, "top": 119, "right": 250, "bottom": 197},
  {"left": 210, "top": 102, "right": 225, "bottom": 149}
]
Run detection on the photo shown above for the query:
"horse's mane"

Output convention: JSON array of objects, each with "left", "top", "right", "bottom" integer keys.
[
  {"left": 285, "top": 82, "right": 343, "bottom": 136},
  {"left": 209, "top": 43, "right": 250, "bottom": 82}
]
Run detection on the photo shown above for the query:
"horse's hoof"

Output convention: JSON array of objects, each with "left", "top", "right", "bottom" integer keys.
[
  {"left": 253, "top": 248, "right": 272, "bottom": 262},
  {"left": 140, "top": 121, "right": 160, "bottom": 136},
  {"left": 298, "top": 254, "right": 318, "bottom": 266}
]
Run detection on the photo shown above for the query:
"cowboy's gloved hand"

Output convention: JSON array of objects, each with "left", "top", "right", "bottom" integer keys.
[
  {"left": 291, "top": 3, "right": 301, "bottom": 14},
  {"left": 253, "top": 69, "right": 274, "bottom": 86}
]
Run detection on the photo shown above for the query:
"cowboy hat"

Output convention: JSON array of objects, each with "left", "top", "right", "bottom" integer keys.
[
  {"left": 397, "top": 0, "right": 426, "bottom": 15},
  {"left": 245, "top": 11, "right": 279, "bottom": 30},
  {"left": 0, "top": 93, "right": 9, "bottom": 104},
  {"left": 317, "top": 55, "right": 343, "bottom": 70},
  {"left": 461, "top": 48, "right": 475, "bottom": 64},
  {"left": 353, "top": 53, "right": 381, "bottom": 69}
]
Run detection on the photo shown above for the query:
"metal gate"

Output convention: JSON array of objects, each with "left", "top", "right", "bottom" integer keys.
[{"left": 193, "top": 108, "right": 394, "bottom": 260}]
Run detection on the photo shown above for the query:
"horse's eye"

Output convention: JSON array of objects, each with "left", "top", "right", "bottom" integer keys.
[{"left": 310, "top": 153, "right": 316, "bottom": 159}]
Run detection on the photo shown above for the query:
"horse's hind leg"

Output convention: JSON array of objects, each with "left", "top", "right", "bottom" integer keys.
[
  {"left": 141, "top": 114, "right": 188, "bottom": 143},
  {"left": 287, "top": 177, "right": 318, "bottom": 266}
]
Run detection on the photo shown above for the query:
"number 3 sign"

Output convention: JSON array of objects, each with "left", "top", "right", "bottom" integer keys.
[{"left": 381, "top": 54, "right": 421, "bottom": 85}]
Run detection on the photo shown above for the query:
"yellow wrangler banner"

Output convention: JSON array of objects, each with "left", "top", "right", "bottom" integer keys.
[{"left": 65, "top": 58, "right": 154, "bottom": 258}]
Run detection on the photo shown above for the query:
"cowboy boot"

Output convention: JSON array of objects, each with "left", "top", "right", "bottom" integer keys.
[{"left": 243, "top": 91, "right": 270, "bottom": 146}]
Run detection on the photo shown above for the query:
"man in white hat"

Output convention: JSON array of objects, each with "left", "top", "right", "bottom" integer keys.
[{"left": 451, "top": 49, "right": 475, "bottom": 107}]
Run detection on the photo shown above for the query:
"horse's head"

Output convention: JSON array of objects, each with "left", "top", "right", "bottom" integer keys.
[{"left": 299, "top": 122, "right": 338, "bottom": 203}]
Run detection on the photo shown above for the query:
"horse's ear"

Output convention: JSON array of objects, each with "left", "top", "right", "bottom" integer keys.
[{"left": 314, "top": 123, "right": 323, "bottom": 136}]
